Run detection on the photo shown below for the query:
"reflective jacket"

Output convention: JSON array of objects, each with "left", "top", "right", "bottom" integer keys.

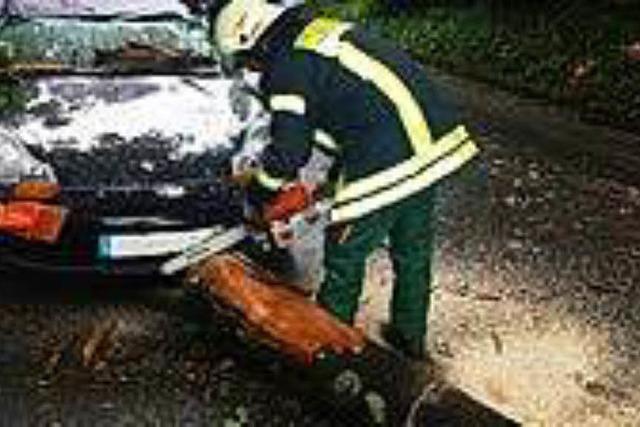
[{"left": 255, "top": 9, "right": 478, "bottom": 223}]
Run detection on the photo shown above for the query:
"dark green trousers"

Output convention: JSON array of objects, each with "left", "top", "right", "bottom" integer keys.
[{"left": 317, "top": 186, "right": 437, "bottom": 341}]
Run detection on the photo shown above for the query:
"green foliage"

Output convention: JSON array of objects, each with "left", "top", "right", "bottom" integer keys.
[
  {"left": 315, "top": 1, "right": 640, "bottom": 132},
  {"left": 0, "top": 44, "right": 27, "bottom": 116},
  {"left": 309, "top": 0, "right": 383, "bottom": 20},
  {"left": 390, "top": 7, "right": 639, "bottom": 130},
  {"left": 0, "top": 80, "right": 27, "bottom": 116}
]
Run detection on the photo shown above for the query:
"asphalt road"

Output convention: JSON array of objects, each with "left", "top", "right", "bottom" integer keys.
[
  {"left": 0, "top": 281, "right": 344, "bottom": 426},
  {"left": 426, "top": 70, "right": 640, "bottom": 424},
  {"left": 0, "top": 277, "right": 519, "bottom": 427}
]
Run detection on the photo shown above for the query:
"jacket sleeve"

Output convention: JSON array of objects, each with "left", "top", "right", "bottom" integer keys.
[{"left": 255, "top": 56, "right": 314, "bottom": 194}]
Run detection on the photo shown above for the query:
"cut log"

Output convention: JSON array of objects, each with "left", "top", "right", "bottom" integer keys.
[{"left": 188, "top": 253, "right": 520, "bottom": 426}]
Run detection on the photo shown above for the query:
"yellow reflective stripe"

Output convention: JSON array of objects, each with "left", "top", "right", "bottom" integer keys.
[
  {"left": 314, "top": 129, "right": 339, "bottom": 152},
  {"left": 256, "top": 169, "right": 286, "bottom": 191},
  {"left": 335, "top": 125, "right": 469, "bottom": 204},
  {"left": 294, "top": 18, "right": 352, "bottom": 54},
  {"left": 337, "top": 42, "right": 433, "bottom": 154},
  {"left": 295, "top": 19, "right": 432, "bottom": 154},
  {"left": 270, "top": 94, "right": 306, "bottom": 115},
  {"left": 331, "top": 138, "right": 479, "bottom": 223},
  {"left": 293, "top": 20, "right": 480, "bottom": 222}
]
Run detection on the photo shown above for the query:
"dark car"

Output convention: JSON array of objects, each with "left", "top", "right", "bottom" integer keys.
[{"left": 0, "top": 0, "right": 264, "bottom": 277}]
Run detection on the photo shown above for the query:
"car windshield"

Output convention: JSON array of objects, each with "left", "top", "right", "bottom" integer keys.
[
  {"left": 1, "top": 0, "right": 191, "bottom": 18},
  {"left": 0, "top": 0, "right": 214, "bottom": 70}
]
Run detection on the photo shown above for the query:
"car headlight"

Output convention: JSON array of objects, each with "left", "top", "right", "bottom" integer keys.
[{"left": 0, "top": 130, "right": 57, "bottom": 184}]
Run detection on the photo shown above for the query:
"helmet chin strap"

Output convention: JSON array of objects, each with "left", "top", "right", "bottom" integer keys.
[
  {"left": 217, "top": 50, "right": 262, "bottom": 76},
  {"left": 219, "top": 53, "right": 241, "bottom": 76}
]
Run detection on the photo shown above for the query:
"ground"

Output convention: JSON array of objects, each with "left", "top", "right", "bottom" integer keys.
[
  {"left": 1, "top": 69, "right": 639, "bottom": 426},
  {"left": 359, "top": 70, "right": 640, "bottom": 425}
]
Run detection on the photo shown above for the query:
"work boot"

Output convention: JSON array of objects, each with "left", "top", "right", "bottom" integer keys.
[{"left": 380, "top": 324, "right": 426, "bottom": 361}]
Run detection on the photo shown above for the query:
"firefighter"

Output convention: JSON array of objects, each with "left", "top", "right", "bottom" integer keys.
[{"left": 212, "top": 0, "right": 478, "bottom": 360}]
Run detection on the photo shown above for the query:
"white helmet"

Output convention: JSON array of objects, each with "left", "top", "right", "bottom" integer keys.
[{"left": 214, "top": 0, "right": 286, "bottom": 58}]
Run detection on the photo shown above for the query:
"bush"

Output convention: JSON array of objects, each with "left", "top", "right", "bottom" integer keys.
[
  {"left": 314, "top": 2, "right": 640, "bottom": 132},
  {"left": 0, "top": 80, "right": 27, "bottom": 116},
  {"left": 0, "top": 45, "right": 27, "bottom": 117}
]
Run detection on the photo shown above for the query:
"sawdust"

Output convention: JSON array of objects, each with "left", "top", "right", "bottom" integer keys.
[
  {"left": 432, "top": 292, "right": 629, "bottom": 426},
  {"left": 357, "top": 251, "right": 640, "bottom": 426}
]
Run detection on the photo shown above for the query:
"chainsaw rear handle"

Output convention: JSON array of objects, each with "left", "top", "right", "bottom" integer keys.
[{"left": 270, "top": 200, "right": 331, "bottom": 248}]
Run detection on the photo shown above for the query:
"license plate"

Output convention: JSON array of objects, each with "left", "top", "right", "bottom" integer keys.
[{"left": 98, "top": 227, "right": 222, "bottom": 259}]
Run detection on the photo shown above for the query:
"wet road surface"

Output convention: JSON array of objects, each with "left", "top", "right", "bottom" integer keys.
[{"left": 0, "top": 282, "right": 349, "bottom": 426}]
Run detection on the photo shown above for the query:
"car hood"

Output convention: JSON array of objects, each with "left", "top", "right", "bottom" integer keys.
[{"left": 2, "top": 75, "right": 262, "bottom": 186}]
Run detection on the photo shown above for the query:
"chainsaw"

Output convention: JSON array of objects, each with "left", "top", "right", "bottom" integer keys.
[{"left": 159, "top": 181, "right": 331, "bottom": 276}]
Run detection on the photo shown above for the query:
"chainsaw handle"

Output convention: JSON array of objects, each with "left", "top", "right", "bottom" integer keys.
[{"left": 263, "top": 182, "right": 316, "bottom": 223}]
